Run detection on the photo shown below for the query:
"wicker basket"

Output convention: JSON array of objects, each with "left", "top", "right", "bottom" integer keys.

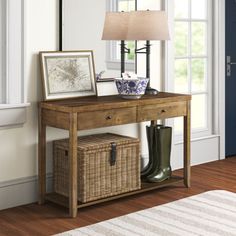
[{"left": 53, "top": 133, "right": 141, "bottom": 203}]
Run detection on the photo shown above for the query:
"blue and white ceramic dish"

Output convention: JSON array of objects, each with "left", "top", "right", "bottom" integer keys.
[{"left": 115, "top": 77, "right": 149, "bottom": 99}]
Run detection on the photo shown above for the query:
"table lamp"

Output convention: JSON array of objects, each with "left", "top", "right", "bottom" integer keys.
[{"left": 102, "top": 10, "right": 170, "bottom": 95}]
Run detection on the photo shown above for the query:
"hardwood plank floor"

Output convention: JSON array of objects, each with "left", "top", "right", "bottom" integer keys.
[{"left": 1, "top": 158, "right": 236, "bottom": 236}]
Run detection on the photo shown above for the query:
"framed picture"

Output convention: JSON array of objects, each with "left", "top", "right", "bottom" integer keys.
[{"left": 40, "top": 51, "right": 97, "bottom": 100}]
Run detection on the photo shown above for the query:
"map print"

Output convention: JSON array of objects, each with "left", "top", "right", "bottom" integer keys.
[{"left": 46, "top": 56, "right": 92, "bottom": 94}]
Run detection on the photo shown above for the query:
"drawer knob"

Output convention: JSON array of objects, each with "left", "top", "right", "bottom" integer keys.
[
  {"left": 106, "top": 115, "right": 112, "bottom": 120},
  {"left": 161, "top": 109, "right": 166, "bottom": 113}
]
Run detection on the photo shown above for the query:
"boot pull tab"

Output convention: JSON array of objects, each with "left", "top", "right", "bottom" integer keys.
[{"left": 110, "top": 142, "right": 117, "bottom": 166}]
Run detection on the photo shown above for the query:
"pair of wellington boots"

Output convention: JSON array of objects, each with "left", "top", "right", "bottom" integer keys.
[{"left": 141, "top": 125, "right": 172, "bottom": 182}]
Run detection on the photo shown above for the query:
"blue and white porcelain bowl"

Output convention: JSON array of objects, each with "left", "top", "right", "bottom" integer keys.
[{"left": 115, "top": 77, "right": 149, "bottom": 99}]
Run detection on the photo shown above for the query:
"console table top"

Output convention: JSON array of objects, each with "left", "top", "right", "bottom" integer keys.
[{"left": 40, "top": 92, "right": 191, "bottom": 113}]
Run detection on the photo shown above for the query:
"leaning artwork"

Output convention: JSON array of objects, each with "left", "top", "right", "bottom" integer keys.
[{"left": 40, "top": 51, "right": 97, "bottom": 100}]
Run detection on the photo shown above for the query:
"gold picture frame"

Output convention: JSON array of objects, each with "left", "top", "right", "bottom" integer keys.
[{"left": 40, "top": 51, "right": 97, "bottom": 101}]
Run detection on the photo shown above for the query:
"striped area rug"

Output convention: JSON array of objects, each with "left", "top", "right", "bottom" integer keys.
[{"left": 56, "top": 190, "right": 236, "bottom": 236}]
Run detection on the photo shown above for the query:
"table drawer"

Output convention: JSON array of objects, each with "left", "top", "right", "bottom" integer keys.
[
  {"left": 77, "top": 107, "right": 137, "bottom": 130},
  {"left": 138, "top": 101, "right": 187, "bottom": 122}
]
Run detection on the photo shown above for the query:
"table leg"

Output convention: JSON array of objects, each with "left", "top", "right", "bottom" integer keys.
[
  {"left": 184, "top": 100, "right": 191, "bottom": 187},
  {"left": 69, "top": 112, "right": 78, "bottom": 218},
  {"left": 38, "top": 107, "right": 46, "bottom": 204}
]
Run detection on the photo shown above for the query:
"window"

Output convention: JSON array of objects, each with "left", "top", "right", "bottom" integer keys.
[
  {"left": 117, "top": 0, "right": 135, "bottom": 11},
  {"left": 0, "top": 0, "right": 28, "bottom": 127},
  {"left": 116, "top": 0, "right": 135, "bottom": 61},
  {"left": 168, "top": 0, "right": 212, "bottom": 137}
]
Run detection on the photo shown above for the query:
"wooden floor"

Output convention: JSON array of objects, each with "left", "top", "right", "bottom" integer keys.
[{"left": 1, "top": 158, "right": 236, "bottom": 236}]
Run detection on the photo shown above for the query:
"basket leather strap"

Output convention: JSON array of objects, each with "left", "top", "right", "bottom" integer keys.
[{"left": 110, "top": 142, "right": 117, "bottom": 166}]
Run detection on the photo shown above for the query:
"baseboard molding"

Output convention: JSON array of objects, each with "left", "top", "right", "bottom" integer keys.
[
  {"left": 172, "top": 136, "right": 220, "bottom": 169},
  {"left": 0, "top": 174, "right": 52, "bottom": 211},
  {"left": 140, "top": 155, "right": 149, "bottom": 169}
]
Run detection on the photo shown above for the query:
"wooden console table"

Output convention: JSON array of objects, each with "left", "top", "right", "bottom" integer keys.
[{"left": 38, "top": 92, "right": 191, "bottom": 218}]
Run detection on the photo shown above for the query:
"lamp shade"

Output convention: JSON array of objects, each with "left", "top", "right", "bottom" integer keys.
[
  {"left": 102, "top": 12, "right": 130, "bottom": 40},
  {"left": 102, "top": 10, "right": 170, "bottom": 41},
  {"left": 128, "top": 11, "right": 170, "bottom": 40}
]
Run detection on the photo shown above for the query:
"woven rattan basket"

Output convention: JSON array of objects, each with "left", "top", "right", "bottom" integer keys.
[{"left": 53, "top": 133, "right": 141, "bottom": 203}]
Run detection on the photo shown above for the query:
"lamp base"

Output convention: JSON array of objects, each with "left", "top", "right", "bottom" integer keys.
[{"left": 145, "top": 87, "right": 159, "bottom": 95}]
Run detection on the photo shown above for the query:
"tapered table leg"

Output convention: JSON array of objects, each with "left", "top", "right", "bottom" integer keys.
[
  {"left": 69, "top": 112, "right": 78, "bottom": 218},
  {"left": 38, "top": 106, "right": 46, "bottom": 204},
  {"left": 184, "top": 101, "right": 191, "bottom": 187}
]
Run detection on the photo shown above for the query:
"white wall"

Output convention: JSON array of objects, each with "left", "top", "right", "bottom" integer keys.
[
  {"left": 0, "top": 0, "right": 58, "bottom": 182},
  {"left": 63, "top": 0, "right": 120, "bottom": 78},
  {"left": 0, "top": 0, "right": 139, "bottom": 183}
]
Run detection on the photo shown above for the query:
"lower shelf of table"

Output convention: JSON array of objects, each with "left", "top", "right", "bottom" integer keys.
[{"left": 45, "top": 176, "right": 184, "bottom": 209}]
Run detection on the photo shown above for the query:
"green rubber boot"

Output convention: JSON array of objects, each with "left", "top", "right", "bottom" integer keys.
[
  {"left": 141, "top": 125, "right": 155, "bottom": 179},
  {"left": 141, "top": 125, "right": 162, "bottom": 179},
  {"left": 147, "top": 126, "right": 172, "bottom": 183}
]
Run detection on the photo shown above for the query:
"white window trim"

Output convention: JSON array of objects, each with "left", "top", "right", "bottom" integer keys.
[
  {"left": 0, "top": 0, "right": 29, "bottom": 128},
  {"left": 213, "top": 0, "right": 225, "bottom": 159},
  {"left": 0, "top": 0, "right": 6, "bottom": 103},
  {"left": 164, "top": 0, "right": 214, "bottom": 142}
]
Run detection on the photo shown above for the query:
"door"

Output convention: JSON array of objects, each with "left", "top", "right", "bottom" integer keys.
[{"left": 226, "top": 0, "right": 236, "bottom": 156}]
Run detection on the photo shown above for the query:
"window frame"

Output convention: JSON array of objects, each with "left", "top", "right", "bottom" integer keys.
[
  {"left": 165, "top": 0, "right": 213, "bottom": 140},
  {"left": 0, "top": 0, "right": 29, "bottom": 128},
  {"left": 0, "top": 0, "right": 6, "bottom": 104}
]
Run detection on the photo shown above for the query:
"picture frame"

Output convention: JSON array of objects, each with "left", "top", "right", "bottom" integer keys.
[{"left": 40, "top": 51, "right": 97, "bottom": 101}]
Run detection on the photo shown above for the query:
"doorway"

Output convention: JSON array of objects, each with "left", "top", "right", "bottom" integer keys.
[{"left": 226, "top": 0, "right": 236, "bottom": 157}]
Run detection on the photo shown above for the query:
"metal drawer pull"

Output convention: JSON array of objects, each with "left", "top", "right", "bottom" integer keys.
[{"left": 106, "top": 115, "right": 112, "bottom": 120}]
